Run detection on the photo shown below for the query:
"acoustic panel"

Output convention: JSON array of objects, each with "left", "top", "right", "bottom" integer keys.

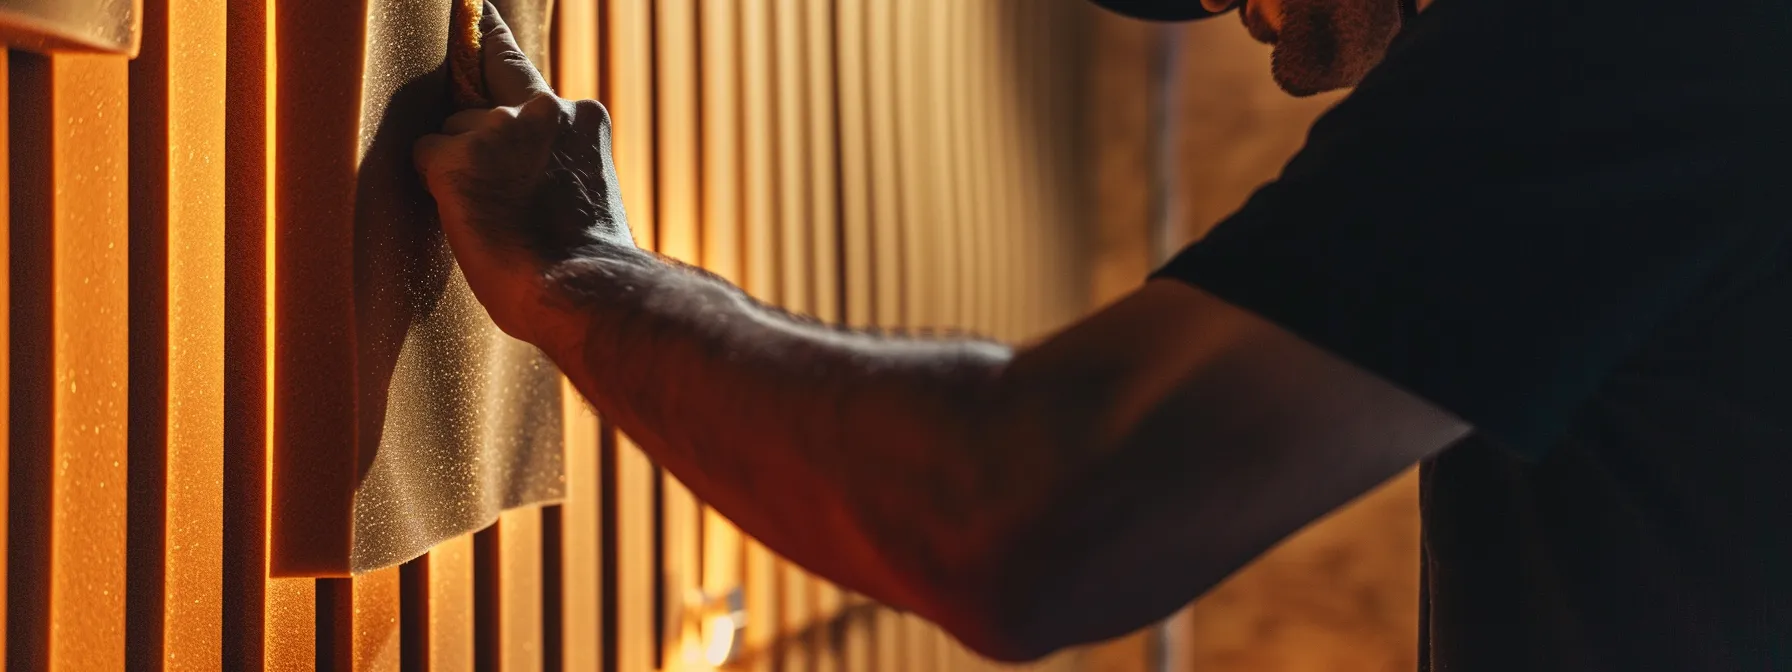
[{"left": 268, "top": 0, "right": 566, "bottom": 578}]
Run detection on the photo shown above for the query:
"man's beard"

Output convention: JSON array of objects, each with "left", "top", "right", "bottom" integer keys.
[{"left": 1249, "top": 0, "right": 1404, "bottom": 96}]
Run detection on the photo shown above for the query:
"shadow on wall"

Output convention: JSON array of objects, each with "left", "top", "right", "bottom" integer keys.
[{"left": 1164, "top": 17, "right": 1420, "bottom": 672}]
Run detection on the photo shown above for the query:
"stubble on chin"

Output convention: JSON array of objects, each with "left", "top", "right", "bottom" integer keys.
[{"left": 1262, "top": 0, "right": 1403, "bottom": 96}]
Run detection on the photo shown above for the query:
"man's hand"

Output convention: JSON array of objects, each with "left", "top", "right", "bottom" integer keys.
[{"left": 413, "top": 2, "right": 634, "bottom": 344}]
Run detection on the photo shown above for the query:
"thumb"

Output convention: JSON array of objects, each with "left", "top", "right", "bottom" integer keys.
[{"left": 480, "top": 2, "right": 554, "bottom": 106}]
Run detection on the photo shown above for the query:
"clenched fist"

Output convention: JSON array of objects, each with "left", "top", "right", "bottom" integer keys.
[{"left": 413, "top": 2, "right": 635, "bottom": 344}]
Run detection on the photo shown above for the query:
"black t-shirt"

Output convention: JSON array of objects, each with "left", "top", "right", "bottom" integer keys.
[{"left": 1154, "top": 0, "right": 1792, "bottom": 668}]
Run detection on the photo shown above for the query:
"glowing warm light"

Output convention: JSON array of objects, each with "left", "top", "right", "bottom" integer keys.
[{"left": 703, "top": 613, "right": 738, "bottom": 667}]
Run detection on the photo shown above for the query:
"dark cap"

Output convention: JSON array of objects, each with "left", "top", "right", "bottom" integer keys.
[{"left": 1088, "top": 0, "right": 1232, "bottom": 21}]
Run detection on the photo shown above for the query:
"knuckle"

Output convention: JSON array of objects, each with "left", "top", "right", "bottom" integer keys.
[{"left": 570, "top": 99, "right": 614, "bottom": 133}]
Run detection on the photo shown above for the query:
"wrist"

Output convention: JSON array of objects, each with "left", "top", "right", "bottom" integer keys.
[{"left": 524, "top": 245, "right": 661, "bottom": 361}]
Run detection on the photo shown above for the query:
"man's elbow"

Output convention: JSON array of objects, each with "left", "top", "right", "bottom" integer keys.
[{"left": 924, "top": 536, "right": 1101, "bottom": 664}]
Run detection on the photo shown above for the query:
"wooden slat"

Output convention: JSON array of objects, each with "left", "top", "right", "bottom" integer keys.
[
  {"left": 696, "top": 0, "right": 747, "bottom": 661},
  {"left": 551, "top": 3, "right": 603, "bottom": 669},
  {"left": 836, "top": 0, "right": 872, "bottom": 329},
  {"left": 873, "top": 609, "right": 902, "bottom": 672},
  {"left": 805, "top": 0, "right": 840, "bottom": 326},
  {"left": 927, "top": 0, "right": 963, "bottom": 329},
  {"left": 0, "top": 46, "right": 10, "bottom": 668},
  {"left": 498, "top": 509, "right": 545, "bottom": 672},
  {"left": 865, "top": 0, "right": 904, "bottom": 329},
  {"left": 557, "top": 387, "right": 602, "bottom": 671},
  {"left": 804, "top": 0, "right": 845, "bottom": 658},
  {"left": 126, "top": 0, "right": 228, "bottom": 667},
  {"left": 614, "top": 437, "right": 657, "bottom": 672},
  {"left": 774, "top": 0, "right": 811, "bottom": 315},
  {"left": 975, "top": 0, "right": 1011, "bottom": 343},
  {"left": 653, "top": 4, "right": 706, "bottom": 664},
  {"left": 607, "top": 0, "right": 657, "bottom": 250},
  {"left": 352, "top": 568, "right": 404, "bottom": 671},
  {"left": 780, "top": 563, "right": 813, "bottom": 672},
  {"left": 220, "top": 0, "right": 314, "bottom": 664},
  {"left": 266, "top": 0, "right": 364, "bottom": 577},
  {"left": 422, "top": 534, "right": 476, "bottom": 672},
  {"left": 6, "top": 51, "right": 131, "bottom": 671},
  {"left": 737, "top": 2, "right": 783, "bottom": 669},
  {"left": 599, "top": 2, "right": 661, "bottom": 670},
  {"left": 772, "top": 2, "right": 821, "bottom": 668},
  {"left": 892, "top": 0, "right": 934, "bottom": 329}
]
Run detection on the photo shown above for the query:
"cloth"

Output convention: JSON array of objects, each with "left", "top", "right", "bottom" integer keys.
[{"left": 1154, "top": 0, "right": 1792, "bottom": 667}]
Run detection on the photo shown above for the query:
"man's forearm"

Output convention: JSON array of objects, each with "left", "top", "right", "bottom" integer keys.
[{"left": 527, "top": 246, "right": 1051, "bottom": 646}]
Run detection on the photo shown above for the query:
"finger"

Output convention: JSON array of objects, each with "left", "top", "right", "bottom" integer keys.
[
  {"left": 443, "top": 107, "right": 501, "bottom": 135},
  {"left": 480, "top": 2, "right": 553, "bottom": 106},
  {"left": 413, "top": 133, "right": 463, "bottom": 183}
]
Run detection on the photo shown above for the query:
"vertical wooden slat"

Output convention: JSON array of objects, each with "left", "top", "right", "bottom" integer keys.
[
  {"left": 772, "top": 2, "right": 820, "bottom": 665},
  {"left": 928, "top": 0, "right": 962, "bottom": 329},
  {"left": 865, "top": 0, "right": 904, "bottom": 330},
  {"left": 418, "top": 535, "right": 475, "bottom": 672},
  {"left": 774, "top": 0, "right": 811, "bottom": 317},
  {"left": 222, "top": 0, "right": 319, "bottom": 664},
  {"left": 268, "top": 0, "right": 364, "bottom": 577},
  {"left": 738, "top": 1, "right": 783, "bottom": 669},
  {"left": 557, "top": 389, "right": 601, "bottom": 672},
  {"left": 601, "top": 0, "right": 662, "bottom": 669},
  {"left": 697, "top": 0, "right": 747, "bottom": 662},
  {"left": 873, "top": 610, "right": 901, "bottom": 672},
  {"left": 805, "top": 0, "right": 840, "bottom": 326},
  {"left": 552, "top": 3, "right": 604, "bottom": 669},
  {"left": 127, "top": 0, "right": 228, "bottom": 667},
  {"left": 976, "top": 0, "right": 1010, "bottom": 343},
  {"left": 836, "top": 0, "right": 872, "bottom": 330},
  {"left": 6, "top": 51, "right": 131, "bottom": 672},
  {"left": 0, "top": 46, "right": 10, "bottom": 668},
  {"left": 347, "top": 568, "right": 403, "bottom": 672},
  {"left": 499, "top": 509, "right": 545, "bottom": 672},
  {"left": 893, "top": 0, "right": 935, "bottom": 330},
  {"left": 654, "top": 2, "right": 706, "bottom": 666},
  {"left": 804, "top": 0, "right": 845, "bottom": 663}
]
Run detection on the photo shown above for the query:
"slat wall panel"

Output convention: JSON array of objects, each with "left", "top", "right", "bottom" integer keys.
[
  {"left": 894, "top": 0, "right": 935, "bottom": 330},
  {"left": 0, "top": 46, "right": 8, "bottom": 667},
  {"left": 497, "top": 509, "right": 545, "bottom": 672},
  {"left": 836, "top": 0, "right": 872, "bottom": 331},
  {"left": 865, "top": 0, "right": 905, "bottom": 330},
  {"left": 601, "top": 0, "right": 662, "bottom": 670},
  {"left": 126, "top": 0, "right": 228, "bottom": 667},
  {"left": 929, "top": 0, "right": 963, "bottom": 329},
  {"left": 267, "top": 0, "right": 363, "bottom": 577},
  {"left": 422, "top": 534, "right": 476, "bottom": 672},
  {"left": 803, "top": 0, "right": 847, "bottom": 658},
  {"left": 653, "top": 2, "right": 705, "bottom": 669},
  {"left": 3, "top": 1, "right": 1110, "bottom": 670},
  {"left": 221, "top": 0, "right": 319, "bottom": 664},
  {"left": 773, "top": 1, "right": 820, "bottom": 668},
  {"left": 7, "top": 52, "right": 131, "bottom": 671},
  {"left": 350, "top": 568, "right": 403, "bottom": 671},
  {"left": 739, "top": 1, "right": 783, "bottom": 669},
  {"left": 552, "top": 2, "right": 604, "bottom": 669},
  {"left": 695, "top": 0, "right": 748, "bottom": 666}
]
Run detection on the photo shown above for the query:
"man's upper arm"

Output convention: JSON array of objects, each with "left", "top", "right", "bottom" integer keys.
[{"left": 988, "top": 279, "right": 1469, "bottom": 656}]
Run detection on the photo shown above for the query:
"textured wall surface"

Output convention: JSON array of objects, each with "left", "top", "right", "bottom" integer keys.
[
  {"left": 4, "top": 0, "right": 1118, "bottom": 669},
  {"left": 1163, "top": 18, "right": 1422, "bottom": 672}
]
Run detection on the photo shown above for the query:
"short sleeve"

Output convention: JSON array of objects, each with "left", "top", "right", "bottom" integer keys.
[{"left": 1155, "top": 0, "right": 1791, "bottom": 458}]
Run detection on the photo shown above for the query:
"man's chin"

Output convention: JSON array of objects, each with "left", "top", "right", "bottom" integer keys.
[
  {"left": 1265, "top": 0, "right": 1403, "bottom": 97},
  {"left": 1269, "top": 51, "right": 1360, "bottom": 97}
]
